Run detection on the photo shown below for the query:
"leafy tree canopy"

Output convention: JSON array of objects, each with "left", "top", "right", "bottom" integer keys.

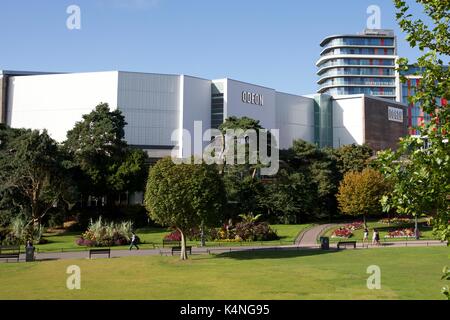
[{"left": 145, "top": 158, "right": 226, "bottom": 259}]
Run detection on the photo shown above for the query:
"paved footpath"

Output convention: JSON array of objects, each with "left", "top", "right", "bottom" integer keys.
[
  {"left": 1, "top": 224, "right": 447, "bottom": 263},
  {"left": 295, "top": 223, "right": 336, "bottom": 246}
]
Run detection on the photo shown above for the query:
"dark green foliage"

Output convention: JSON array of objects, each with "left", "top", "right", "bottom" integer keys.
[
  {"left": 145, "top": 157, "right": 226, "bottom": 259},
  {"left": 64, "top": 103, "right": 148, "bottom": 203},
  {"left": 0, "top": 125, "right": 76, "bottom": 235},
  {"left": 331, "top": 144, "right": 373, "bottom": 176},
  {"left": 277, "top": 140, "right": 340, "bottom": 221},
  {"left": 261, "top": 169, "right": 316, "bottom": 224}
]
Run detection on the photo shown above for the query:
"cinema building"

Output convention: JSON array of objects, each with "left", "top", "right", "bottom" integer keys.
[{"left": 0, "top": 70, "right": 407, "bottom": 160}]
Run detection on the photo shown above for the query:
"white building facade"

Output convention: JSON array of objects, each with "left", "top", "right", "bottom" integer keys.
[{"left": 1, "top": 71, "right": 407, "bottom": 158}]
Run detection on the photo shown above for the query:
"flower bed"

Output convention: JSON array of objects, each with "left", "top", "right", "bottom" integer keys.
[
  {"left": 379, "top": 217, "right": 412, "bottom": 224},
  {"left": 385, "top": 228, "right": 419, "bottom": 238},
  {"left": 344, "top": 221, "right": 364, "bottom": 231},
  {"left": 162, "top": 221, "right": 279, "bottom": 243},
  {"left": 331, "top": 227, "right": 353, "bottom": 238},
  {"left": 76, "top": 217, "right": 132, "bottom": 247}
]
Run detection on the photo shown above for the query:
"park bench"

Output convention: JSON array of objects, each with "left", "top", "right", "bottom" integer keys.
[
  {"left": 171, "top": 246, "right": 192, "bottom": 256},
  {"left": 163, "top": 240, "right": 181, "bottom": 248},
  {"left": 0, "top": 246, "right": 20, "bottom": 262},
  {"left": 337, "top": 241, "right": 357, "bottom": 249},
  {"left": 89, "top": 248, "right": 111, "bottom": 259}
]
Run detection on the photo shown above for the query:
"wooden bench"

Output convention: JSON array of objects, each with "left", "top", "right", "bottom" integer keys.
[
  {"left": 163, "top": 240, "right": 181, "bottom": 248},
  {"left": 0, "top": 246, "right": 20, "bottom": 262},
  {"left": 337, "top": 241, "right": 357, "bottom": 249},
  {"left": 171, "top": 246, "right": 192, "bottom": 256},
  {"left": 89, "top": 248, "right": 111, "bottom": 259}
]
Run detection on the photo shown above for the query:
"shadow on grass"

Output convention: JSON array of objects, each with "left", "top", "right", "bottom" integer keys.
[{"left": 213, "top": 248, "right": 339, "bottom": 260}]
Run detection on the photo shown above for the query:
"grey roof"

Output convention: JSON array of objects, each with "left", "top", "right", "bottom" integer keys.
[{"left": 320, "top": 29, "right": 395, "bottom": 47}]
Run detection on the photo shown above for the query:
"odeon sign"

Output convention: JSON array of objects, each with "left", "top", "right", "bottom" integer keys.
[
  {"left": 242, "top": 91, "right": 264, "bottom": 106},
  {"left": 388, "top": 106, "right": 403, "bottom": 123}
]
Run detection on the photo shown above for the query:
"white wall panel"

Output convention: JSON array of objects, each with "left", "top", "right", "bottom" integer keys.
[
  {"left": 332, "top": 96, "right": 365, "bottom": 147},
  {"left": 117, "top": 72, "right": 180, "bottom": 147},
  {"left": 275, "top": 92, "right": 315, "bottom": 149},
  {"left": 8, "top": 72, "right": 119, "bottom": 142},
  {"left": 179, "top": 75, "right": 212, "bottom": 158}
]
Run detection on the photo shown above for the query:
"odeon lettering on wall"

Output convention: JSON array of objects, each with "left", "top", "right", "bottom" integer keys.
[
  {"left": 388, "top": 106, "right": 404, "bottom": 123},
  {"left": 242, "top": 91, "right": 264, "bottom": 106}
]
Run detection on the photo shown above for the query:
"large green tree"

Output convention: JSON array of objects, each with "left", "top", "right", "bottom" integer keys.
[
  {"left": 64, "top": 103, "right": 148, "bottom": 205},
  {"left": 377, "top": 0, "right": 450, "bottom": 242},
  {"left": 144, "top": 158, "right": 226, "bottom": 260},
  {"left": 280, "top": 140, "right": 339, "bottom": 220},
  {"left": 219, "top": 117, "right": 268, "bottom": 218},
  {"left": 261, "top": 168, "right": 316, "bottom": 224},
  {"left": 0, "top": 125, "right": 75, "bottom": 237}
]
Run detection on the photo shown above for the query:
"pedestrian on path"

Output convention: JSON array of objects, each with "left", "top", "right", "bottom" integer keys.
[
  {"left": 372, "top": 229, "right": 377, "bottom": 246},
  {"left": 363, "top": 227, "right": 369, "bottom": 247},
  {"left": 375, "top": 229, "right": 381, "bottom": 246},
  {"left": 129, "top": 232, "right": 140, "bottom": 250}
]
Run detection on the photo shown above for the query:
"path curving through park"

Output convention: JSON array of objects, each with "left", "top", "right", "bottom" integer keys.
[{"left": 295, "top": 224, "right": 337, "bottom": 247}]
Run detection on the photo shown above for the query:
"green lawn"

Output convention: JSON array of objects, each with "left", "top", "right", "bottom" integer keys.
[
  {"left": 35, "top": 224, "right": 311, "bottom": 253},
  {"left": 322, "top": 220, "right": 437, "bottom": 243},
  {"left": 0, "top": 247, "right": 448, "bottom": 300}
]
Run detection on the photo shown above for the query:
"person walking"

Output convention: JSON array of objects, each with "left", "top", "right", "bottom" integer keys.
[
  {"left": 129, "top": 232, "right": 140, "bottom": 250},
  {"left": 372, "top": 229, "right": 377, "bottom": 246},
  {"left": 363, "top": 227, "right": 369, "bottom": 248},
  {"left": 375, "top": 229, "right": 381, "bottom": 246}
]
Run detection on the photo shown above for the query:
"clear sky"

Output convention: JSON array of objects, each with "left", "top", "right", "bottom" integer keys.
[{"left": 0, "top": 0, "right": 426, "bottom": 95}]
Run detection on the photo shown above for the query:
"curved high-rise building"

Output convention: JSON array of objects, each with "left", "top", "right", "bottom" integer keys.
[{"left": 317, "top": 29, "right": 399, "bottom": 101}]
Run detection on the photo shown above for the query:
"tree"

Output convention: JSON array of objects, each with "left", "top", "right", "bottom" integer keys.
[
  {"left": 377, "top": 139, "right": 439, "bottom": 239},
  {"left": 219, "top": 117, "right": 270, "bottom": 219},
  {"left": 219, "top": 116, "right": 265, "bottom": 178},
  {"left": 261, "top": 168, "right": 316, "bottom": 224},
  {"left": 336, "top": 168, "right": 389, "bottom": 225},
  {"left": 0, "top": 126, "right": 76, "bottom": 238},
  {"left": 332, "top": 144, "right": 373, "bottom": 176},
  {"left": 281, "top": 140, "right": 339, "bottom": 220},
  {"left": 378, "top": 0, "right": 450, "bottom": 242},
  {"left": 64, "top": 103, "right": 148, "bottom": 205},
  {"left": 144, "top": 158, "right": 226, "bottom": 260}
]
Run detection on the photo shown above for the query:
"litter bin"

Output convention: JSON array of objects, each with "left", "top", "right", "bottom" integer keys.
[
  {"left": 25, "top": 247, "right": 35, "bottom": 262},
  {"left": 320, "top": 237, "right": 329, "bottom": 250}
]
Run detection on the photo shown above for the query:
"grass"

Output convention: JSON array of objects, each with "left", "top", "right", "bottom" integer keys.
[
  {"left": 322, "top": 219, "right": 437, "bottom": 243},
  {"left": 34, "top": 224, "right": 311, "bottom": 253},
  {"left": 0, "top": 247, "right": 448, "bottom": 300}
]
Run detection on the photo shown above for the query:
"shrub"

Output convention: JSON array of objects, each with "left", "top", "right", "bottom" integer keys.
[
  {"left": 221, "top": 221, "right": 279, "bottom": 242},
  {"left": 1, "top": 217, "right": 45, "bottom": 245},
  {"left": 76, "top": 217, "right": 133, "bottom": 247}
]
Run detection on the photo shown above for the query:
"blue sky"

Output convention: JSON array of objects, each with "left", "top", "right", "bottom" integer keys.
[{"left": 0, "top": 0, "right": 425, "bottom": 94}]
